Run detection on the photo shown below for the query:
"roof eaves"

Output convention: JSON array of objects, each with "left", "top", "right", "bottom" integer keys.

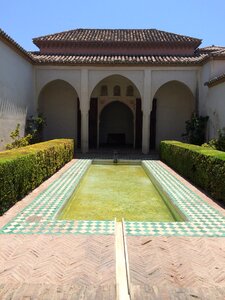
[
  {"left": 30, "top": 52, "right": 207, "bottom": 67},
  {"left": 32, "top": 28, "right": 202, "bottom": 47},
  {"left": 0, "top": 28, "right": 33, "bottom": 63},
  {"left": 205, "top": 73, "right": 225, "bottom": 87}
]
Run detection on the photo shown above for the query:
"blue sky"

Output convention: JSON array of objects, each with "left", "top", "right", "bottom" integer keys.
[{"left": 1, "top": 0, "right": 225, "bottom": 51}]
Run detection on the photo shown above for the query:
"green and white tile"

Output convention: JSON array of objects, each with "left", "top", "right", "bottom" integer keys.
[
  {"left": 125, "top": 161, "right": 225, "bottom": 237},
  {"left": 1, "top": 159, "right": 225, "bottom": 237},
  {"left": 0, "top": 159, "right": 115, "bottom": 235}
]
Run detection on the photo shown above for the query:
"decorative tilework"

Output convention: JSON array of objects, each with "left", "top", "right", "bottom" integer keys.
[
  {"left": 0, "top": 159, "right": 115, "bottom": 235},
  {"left": 1, "top": 159, "right": 225, "bottom": 237},
  {"left": 125, "top": 161, "right": 225, "bottom": 237}
]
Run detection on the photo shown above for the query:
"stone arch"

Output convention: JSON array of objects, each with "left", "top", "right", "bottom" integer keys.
[
  {"left": 88, "top": 71, "right": 143, "bottom": 99},
  {"left": 38, "top": 79, "right": 81, "bottom": 145},
  {"left": 36, "top": 73, "right": 81, "bottom": 100},
  {"left": 91, "top": 74, "right": 141, "bottom": 99},
  {"left": 89, "top": 74, "right": 142, "bottom": 149},
  {"left": 152, "top": 80, "right": 195, "bottom": 148},
  {"left": 99, "top": 101, "right": 134, "bottom": 146},
  {"left": 151, "top": 71, "right": 197, "bottom": 98}
]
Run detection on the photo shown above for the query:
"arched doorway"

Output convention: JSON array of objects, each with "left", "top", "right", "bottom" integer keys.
[
  {"left": 89, "top": 74, "right": 142, "bottom": 149},
  {"left": 38, "top": 79, "right": 81, "bottom": 146},
  {"left": 99, "top": 101, "right": 134, "bottom": 147},
  {"left": 151, "top": 80, "right": 195, "bottom": 148}
]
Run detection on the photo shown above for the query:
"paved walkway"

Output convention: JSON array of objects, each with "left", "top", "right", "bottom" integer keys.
[
  {"left": 1, "top": 159, "right": 225, "bottom": 299},
  {"left": 127, "top": 236, "right": 225, "bottom": 299},
  {"left": 0, "top": 235, "right": 115, "bottom": 299}
]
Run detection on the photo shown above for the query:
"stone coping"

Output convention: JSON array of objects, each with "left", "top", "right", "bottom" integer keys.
[
  {"left": 125, "top": 161, "right": 225, "bottom": 236},
  {"left": 0, "top": 159, "right": 225, "bottom": 237},
  {"left": 0, "top": 159, "right": 114, "bottom": 235}
]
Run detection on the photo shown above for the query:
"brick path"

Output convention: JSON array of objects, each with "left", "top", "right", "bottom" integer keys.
[
  {"left": 0, "top": 235, "right": 115, "bottom": 299},
  {"left": 1, "top": 159, "right": 225, "bottom": 299},
  {"left": 127, "top": 236, "right": 225, "bottom": 299}
]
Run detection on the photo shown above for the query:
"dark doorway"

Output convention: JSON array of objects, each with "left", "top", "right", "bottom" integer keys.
[
  {"left": 77, "top": 98, "right": 81, "bottom": 148},
  {"left": 150, "top": 98, "right": 157, "bottom": 150},
  {"left": 99, "top": 101, "right": 134, "bottom": 147},
  {"left": 89, "top": 98, "right": 98, "bottom": 149},
  {"left": 135, "top": 98, "right": 142, "bottom": 149}
]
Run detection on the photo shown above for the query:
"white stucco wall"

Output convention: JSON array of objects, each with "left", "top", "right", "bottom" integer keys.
[
  {"left": 0, "top": 40, "right": 34, "bottom": 150},
  {"left": 211, "top": 60, "right": 225, "bottom": 78},
  {"left": 91, "top": 74, "right": 141, "bottom": 99},
  {"left": 88, "top": 69, "right": 144, "bottom": 99},
  {"left": 35, "top": 67, "right": 81, "bottom": 100},
  {"left": 199, "top": 59, "right": 225, "bottom": 140},
  {"left": 1, "top": 34, "right": 225, "bottom": 154},
  {"left": 205, "top": 83, "right": 225, "bottom": 139},
  {"left": 155, "top": 81, "right": 195, "bottom": 147},
  {"left": 34, "top": 66, "right": 199, "bottom": 152},
  {"left": 199, "top": 62, "right": 211, "bottom": 117},
  {"left": 151, "top": 69, "right": 198, "bottom": 99},
  {"left": 38, "top": 80, "right": 78, "bottom": 141}
]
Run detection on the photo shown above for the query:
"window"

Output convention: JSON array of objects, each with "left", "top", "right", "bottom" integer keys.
[
  {"left": 126, "top": 85, "right": 134, "bottom": 96},
  {"left": 113, "top": 85, "right": 121, "bottom": 96},
  {"left": 101, "top": 85, "right": 108, "bottom": 96}
]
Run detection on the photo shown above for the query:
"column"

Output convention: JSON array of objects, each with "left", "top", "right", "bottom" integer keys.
[
  {"left": 142, "top": 70, "right": 152, "bottom": 154},
  {"left": 80, "top": 69, "right": 89, "bottom": 153}
]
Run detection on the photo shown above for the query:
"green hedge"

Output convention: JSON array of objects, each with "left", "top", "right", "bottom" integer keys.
[
  {"left": 160, "top": 140, "right": 225, "bottom": 202},
  {"left": 0, "top": 139, "right": 74, "bottom": 215}
]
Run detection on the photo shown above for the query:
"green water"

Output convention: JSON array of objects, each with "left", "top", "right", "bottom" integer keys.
[{"left": 58, "top": 164, "right": 177, "bottom": 221}]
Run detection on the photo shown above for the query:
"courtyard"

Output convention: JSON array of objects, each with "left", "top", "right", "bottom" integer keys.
[
  {"left": 1, "top": 156, "right": 225, "bottom": 299},
  {"left": 0, "top": 13, "right": 225, "bottom": 299}
]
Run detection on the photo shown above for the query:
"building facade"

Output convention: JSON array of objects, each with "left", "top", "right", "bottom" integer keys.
[{"left": 0, "top": 28, "right": 225, "bottom": 153}]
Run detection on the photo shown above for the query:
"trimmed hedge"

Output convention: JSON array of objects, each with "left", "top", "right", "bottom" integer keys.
[
  {"left": 0, "top": 139, "right": 74, "bottom": 215},
  {"left": 160, "top": 140, "right": 225, "bottom": 203}
]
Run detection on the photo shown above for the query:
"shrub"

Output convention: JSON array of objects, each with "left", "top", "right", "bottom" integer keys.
[
  {"left": 26, "top": 115, "right": 46, "bottom": 144},
  {"left": 160, "top": 140, "right": 225, "bottom": 203},
  {"left": 203, "top": 128, "right": 225, "bottom": 152},
  {"left": 6, "top": 124, "right": 33, "bottom": 150},
  {"left": 0, "top": 139, "right": 74, "bottom": 215},
  {"left": 182, "top": 115, "right": 209, "bottom": 145}
]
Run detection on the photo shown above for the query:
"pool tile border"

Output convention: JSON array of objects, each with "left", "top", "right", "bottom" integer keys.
[
  {"left": 0, "top": 159, "right": 115, "bottom": 235},
  {"left": 0, "top": 159, "right": 225, "bottom": 237},
  {"left": 125, "top": 161, "right": 225, "bottom": 237}
]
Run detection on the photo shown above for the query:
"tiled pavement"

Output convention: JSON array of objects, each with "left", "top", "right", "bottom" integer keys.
[
  {"left": 1, "top": 158, "right": 225, "bottom": 237},
  {"left": 1, "top": 158, "right": 225, "bottom": 299},
  {"left": 0, "top": 159, "right": 115, "bottom": 236},
  {"left": 125, "top": 161, "right": 225, "bottom": 237},
  {"left": 0, "top": 234, "right": 116, "bottom": 299},
  {"left": 127, "top": 236, "right": 225, "bottom": 299}
]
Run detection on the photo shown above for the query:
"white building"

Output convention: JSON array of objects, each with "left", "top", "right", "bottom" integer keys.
[{"left": 0, "top": 28, "right": 225, "bottom": 153}]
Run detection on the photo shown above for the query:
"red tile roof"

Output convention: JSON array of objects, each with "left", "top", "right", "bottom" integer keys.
[
  {"left": 205, "top": 73, "right": 225, "bottom": 87},
  {"left": 33, "top": 29, "right": 202, "bottom": 48},
  {"left": 30, "top": 52, "right": 207, "bottom": 66},
  {"left": 199, "top": 46, "right": 225, "bottom": 56},
  {"left": 0, "top": 28, "right": 32, "bottom": 61},
  {"left": 1, "top": 27, "right": 225, "bottom": 67}
]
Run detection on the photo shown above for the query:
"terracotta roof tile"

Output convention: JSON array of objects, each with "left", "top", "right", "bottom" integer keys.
[
  {"left": 33, "top": 29, "right": 201, "bottom": 47},
  {"left": 205, "top": 73, "right": 225, "bottom": 87},
  {"left": 0, "top": 28, "right": 32, "bottom": 61},
  {"left": 199, "top": 46, "right": 225, "bottom": 56},
  {"left": 30, "top": 52, "right": 207, "bottom": 66}
]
